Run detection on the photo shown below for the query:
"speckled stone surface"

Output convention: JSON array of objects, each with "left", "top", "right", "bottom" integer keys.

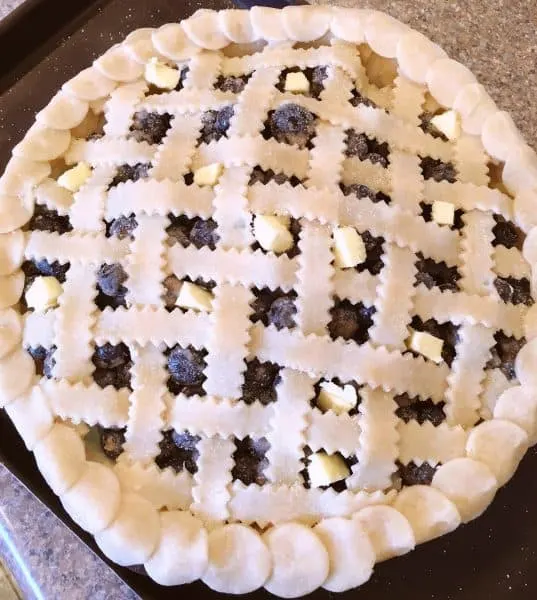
[
  {"left": 0, "top": 1, "right": 536, "bottom": 599},
  {"left": 0, "top": 466, "right": 139, "bottom": 599}
]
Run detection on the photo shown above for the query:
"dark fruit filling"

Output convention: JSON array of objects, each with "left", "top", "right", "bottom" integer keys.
[
  {"left": 106, "top": 215, "right": 138, "bottom": 240},
  {"left": 166, "top": 215, "right": 219, "bottom": 250},
  {"left": 486, "top": 332, "right": 525, "bottom": 380},
  {"left": 28, "top": 204, "right": 72, "bottom": 234},
  {"left": 232, "top": 437, "right": 270, "bottom": 485},
  {"left": 241, "top": 359, "right": 281, "bottom": 405},
  {"left": 215, "top": 75, "right": 250, "bottom": 93},
  {"left": 397, "top": 461, "right": 437, "bottom": 486},
  {"left": 415, "top": 254, "right": 460, "bottom": 292},
  {"left": 166, "top": 345, "right": 207, "bottom": 396},
  {"left": 492, "top": 215, "right": 525, "bottom": 250},
  {"left": 96, "top": 263, "right": 128, "bottom": 310},
  {"left": 344, "top": 130, "right": 390, "bottom": 167},
  {"left": 328, "top": 299, "right": 375, "bottom": 344},
  {"left": 109, "top": 163, "right": 150, "bottom": 189},
  {"left": 130, "top": 111, "right": 173, "bottom": 145},
  {"left": 100, "top": 427, "right": 126, "bottom": 460},
  {"left": 27, "top": 345, "right": 56, "bottom": 378},
  {"left": 248, "top": 166, "right": 303, "bottom": 187},
  {"left": 420, "top": 157, "right": 457, "bottom": 183},
  {"left": 92, "top": 343, "right": 132, "bottom": 390},
  {"left": 395, "top": 394, "right": 446, "bottom": 426},
  {"left": 340, "top": 183, "right": 391, "bottom": 205},
  {"left": 264, "top": 104, "right": 317, "bottom": 149},
  {"left": 155, "top": 430, "right": 200, "bottom": 474},
  {"left": 251, "top": 288, "right": 297, "bottom": 330},
  {"left": 198, "top": 106, "right": 234, "bottom": 144},
  {"left": 494, "top": 277, "right": 533, "bottom": 306}
]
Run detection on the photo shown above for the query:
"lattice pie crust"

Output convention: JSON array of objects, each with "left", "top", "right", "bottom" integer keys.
[{"left": 2, "top": 6, "right": 537, "bottom": 597}]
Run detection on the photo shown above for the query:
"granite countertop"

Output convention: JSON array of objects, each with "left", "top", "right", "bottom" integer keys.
[{"left": 0, "top": 1, "right": 536, "bottom": 599}]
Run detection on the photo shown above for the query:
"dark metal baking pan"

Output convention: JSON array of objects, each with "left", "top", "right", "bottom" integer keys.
[{"left": 1, "top": 0, "right": 537, "bottom": 598}]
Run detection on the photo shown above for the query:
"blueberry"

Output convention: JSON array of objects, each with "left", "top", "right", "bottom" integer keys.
[
  {"left": 172, "top": 430, "right": 201, "bottom": 451},
  {"left": 108, "top": 215, "right": 137, "bottom": 239},
  {"left": 269, "top": 104, "right": 316, "bottom": 148},
  {"left": 28, "top": 204, "right": 72, "bottom": 234},
  {"left": 31, "top": 259, "right": 70, "bottom": 282},
  {"left": 398, "top": 461, "right": 436, "bottom": 486},
  {"left": 190, "top": 218, "right": 219, "bottom": 249},
  {"left": 216, "top": 75, "right": 249, "bottom": 93},
  {"left": 328, "top": 300, "right": 375, "bottom": 344},
  {"left": 415, "top": 255, "right": 460, "bottom": 292},
  {"left": 494, "top": 277, "right": 533, "bottom": 306},
  {"left": 43, "top": 350, "right": 56, "bottom": 378},
  {"left": 215, "top": 105, "right": 234, "bottom": 133},
  {"left": 420, "top": 157, "right": 457, "bottom": 183},
  {"left": 130, "top": 111, "right": 173, "bottom": 145},
  {"left": 167, "top": 346, "right": 206, "bottom": 386},
  {"left": 100, "top": 428, "right": 126, "bottom": 460},
  {"left": 97, "top": 263, "right": 127, "bottom": 297},
  {"left": 92, "top": 343, "right": 130, "bottom": 370},
  {"left": 241, "top": 359, "right": 280, "bottom": 405},
  {"left": 28, "top": 345, "right": 47, "bottom": 363},
  {"left": 199, "top": 106, "right": 234, "bottom": 143},
  {"left": 27, "top": 346, "right": 55, "bottom": 377},
  {"left": 232, "top": 436, "right": 270, "bottom": 485},
  {"left": 492, "top": 215, "right": 525, "bottom": 250},
  {"left": 344, "top": 130, "right": 369, "bottom": 159},
  {"left": 110, "top": 163, "right": 150, "bottom": 188},
  {"left": 267, "top": 296, "right": 296, "bottom": 330},
  {"left": 155, "top": 429, "right": 199, "bottom": 473}
]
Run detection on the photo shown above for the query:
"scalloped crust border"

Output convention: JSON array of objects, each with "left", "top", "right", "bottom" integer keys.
[{"left": 1, "top": 5, "right": 537, "bottom": 597}]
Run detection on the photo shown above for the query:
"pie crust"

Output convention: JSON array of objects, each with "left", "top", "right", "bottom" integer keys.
[{"left": 1, "top": 6, "right": 537, "bottom": 597}]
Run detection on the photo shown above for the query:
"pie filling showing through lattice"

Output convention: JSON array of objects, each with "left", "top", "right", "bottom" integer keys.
[{"left": 2, "top": 6, "right": 537, "bottom": 597}]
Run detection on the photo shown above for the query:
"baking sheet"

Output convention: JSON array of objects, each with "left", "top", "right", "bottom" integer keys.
[{"left": 1, "top": 0, "right": 537, "bottom": 598}]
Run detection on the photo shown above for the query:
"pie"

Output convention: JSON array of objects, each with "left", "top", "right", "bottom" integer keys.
[{"left": 1, "top": 5, "right": 537, "bottom": 597}]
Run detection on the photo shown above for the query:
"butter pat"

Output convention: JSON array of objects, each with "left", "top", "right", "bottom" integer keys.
[
  {"left": 145, "top": 57, "right": 180, "bottom": 90},
  {"left": 408, "top": 330, "right": 444, "bottom": 363},
  {"left": 432, "top": 200, "right": 455, "bottom": 226},
  {"left": 194, "top": 163, "right": 223, "bottom": 187},
  {"left": 430, "top": 110, "right": 461, "bottom": 140},
  {"left": 253, "top": 215, "right": 293, "bottom": 254},
  {"left": 285, "top": 71, "right": 310, "bottom": 94},
  {"left": 317, "top": 382, "right": 357, "bottom": 415},
  {"left": 308, "top": 452, "right": 350, "bottom": 488},
  {"left": 333, "top": 227, "right": 366, "bottom": 268},
  {"left": 57, "top": 162, "right": 92, "bottom": 192},
  {"left": 176, "top": 281, "right": 213, "bottom": 312},
  {"left": 25, "top": 276, "right": 63, "bottom": 312}
]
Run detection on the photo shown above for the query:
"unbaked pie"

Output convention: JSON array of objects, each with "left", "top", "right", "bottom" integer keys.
[{"left": 2, "top": 5, "right": 537, "bottom": 597}]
